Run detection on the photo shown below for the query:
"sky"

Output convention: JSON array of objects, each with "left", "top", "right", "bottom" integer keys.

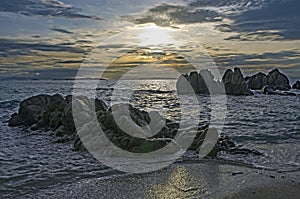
[{"left": 0, "top": 0, "right": 299, "bottom": 80}]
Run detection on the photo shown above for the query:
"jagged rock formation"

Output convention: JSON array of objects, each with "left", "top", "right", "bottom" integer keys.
[
  {"left": 177, "top": 69, "right": 224, "bottom": 95},
  {"left": 177, "top": 68, "right": 252, "bottom": 95},
  {"left": 222, "top": 67, "right": 253, "bottom": 96},
  {"left": 178, "top": 67, "right": 295, "bottom": 96},
  {"left": 246, "top": 69, "right": 291, "bottom": 90},
  {"left": 8, "top": 94, "right": 264, "bottom": 157},
  {"left": 7, "top": 94, "right": 217, "bottom": 156},
  {"left": 292, "top": 81, "right": 300, "bottom": 89}
]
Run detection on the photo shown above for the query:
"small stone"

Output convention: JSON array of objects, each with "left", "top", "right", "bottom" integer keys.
[{"left": 232, "top": 172, "right": 243, "bottom": 176}]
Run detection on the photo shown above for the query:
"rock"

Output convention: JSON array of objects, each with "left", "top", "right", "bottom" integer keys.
[
  {"left": 292, "top": 81, "right": 300, "bottom": 89},
  {"left": 222, "top": 68, "right": 253, "bottom": 95},
  {"left": 283, "top": 92, "right": 296, "bottom": 96},
  {"left": 268, "top": 69, "right": 291, "bottom": 90},
  {"left": 61, "top": 103, "right": 75, "bottom": 134},
  {"left": 189, "top": 71, "right": 200, "bottom": 93},
  {"left": 47, "top": 94, "right": 67, "bottom": 112},
  {"left": 65, "top": 95, "right": 73, "bottom": 104},
  {"left": 246, "top": 68, "right": 291, "bottom": 90},
  {"left": 43, "top": 94, "right": 67, "bottom": 130},
  {"left": 30, "top": 120, "right": 45, "bottom": 131},
  {"left": 18, "top": 94, "right": 51, "bottom": 126},
  {"left": 8, "top": 113, "right": 22, "bottom": 126},
  {"left": 54, "top": 125, "right": 66, "bottom": 137},
  {"left": 262, "top": 85, "right": 277, "bottom": 95},
  {"left": 54, "top": 135, "right": 73, "bottom": 143},
  {"left": 9, "top": 93, "right": 263, "bottom": 159},
  {"left": 245, "top": 72, "right": 267, "bottom": 90},
  {"left": 176, "top": 74, "right": 194, "bottom": 94},
  {"left": 73, "top": 134, "right": 85, "bottom": 151},
  {"left": 95, "top": 103, "right": 176, "bottom": 152},
  {"left": 232, "top": 172, "right": 244, "bottom": 176},
  {"left": 177, "top": 69, "right": 225, "bottom": 95}
]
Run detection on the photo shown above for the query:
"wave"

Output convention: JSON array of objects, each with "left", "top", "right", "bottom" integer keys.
[{"left": 0, "top": 99, "right": 20, "bottom": 109}]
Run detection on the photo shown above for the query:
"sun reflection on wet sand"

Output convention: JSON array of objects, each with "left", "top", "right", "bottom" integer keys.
[{"left": 147, "top": 165, "right": 212, "bottom": 198}]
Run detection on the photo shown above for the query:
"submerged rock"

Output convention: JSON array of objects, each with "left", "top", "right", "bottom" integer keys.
[
  {"left": 292, "top": 81, "right": 300, "bottom": 89},
  {"left": 8, "top": 113, "right": 22, "bottom": 127},
  {"left": 262, "top": 85, "right": 277, "bottom": 95}
]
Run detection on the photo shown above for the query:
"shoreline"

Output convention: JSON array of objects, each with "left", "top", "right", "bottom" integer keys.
[{"left": 31, "top": 160, "right": 300, "bottom": 199}]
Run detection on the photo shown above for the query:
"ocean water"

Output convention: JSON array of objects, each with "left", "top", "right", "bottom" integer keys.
[{"left": 0, "top": 79, "right": 299, "bottom": 198}]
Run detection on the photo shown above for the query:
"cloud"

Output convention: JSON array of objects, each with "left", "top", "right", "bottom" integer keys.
[
  {"left": 222, "top": 0, "right": 300, "bottom": 40},
  {"left": 125, "top": 0, "right": 299, "bottom": 41},
  {"left": 51, "top": 28, "right": 74, "bottom": 34},
  {"left": 124, "top": 0, "right": 273, "bottom": 27},
  {"left": 224, "top": 30, "right": 284, "bottom": 41},
  {"left": 0, "top": 67, "right": 80, "bottom": 80},
  {"left": 211, "top": 50, "right": 300, "bottom": 69},
  {"left": 0, "top": 38, "right": 85, "bottom": 56},
  {"left": 0, "top": 0, "right": 102, "bottom": 20},
  {"left": 124, "top": 3, "right": 222, "bottom": 27}
]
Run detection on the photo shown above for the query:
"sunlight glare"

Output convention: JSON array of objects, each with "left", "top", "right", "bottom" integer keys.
[{"left": 138, "top": 24, "right": 177, "bottom": 47}]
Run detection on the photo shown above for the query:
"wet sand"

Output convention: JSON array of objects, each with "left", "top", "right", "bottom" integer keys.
[{"left": 33, "top": 160, "right": 300, "bottom": 199}]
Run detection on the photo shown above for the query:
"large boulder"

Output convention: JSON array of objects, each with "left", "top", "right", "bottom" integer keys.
[
  {"left": 17, "top": 94, "right": 51, "bottom": 126},
  {"left": 267, "top": 69, "right": 291, "bottom": 90},
  {"left": 222, "top": 68, "right": 253, "bottom": 95},
  {"left": 177, "top": 69, "right": 224, "bottom": 95},
  {"left": 292, "top": 81, "right": 300, "bottom": 89},
  {"left": 245, "top": 72, "right": 267, "bottom": 90},
  {"left": 74, "top": 103, "right": 178, "bottom": 153},
  {"left": 8, "top": 113, "right": 22, "bottom": 127},
  {"left": 246, "top": 69, "right": 291, "bottom": 90},
  {"left": 73, "top": 102, "right": 221, "bottom": 156},
  {"left": 43, "top": 94, "right": 67, "bottom": 130}
]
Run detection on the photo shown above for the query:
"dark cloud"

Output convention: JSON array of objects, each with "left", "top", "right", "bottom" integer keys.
[
  {"left": 124, "top": 3, "right": 222, "bottom": 27},
  {"left": 222, "top": 0, "right": 300, "bottom": 40},
  {"left": 224, "top": 30, "right": 284, "bottom": 41},
  {"left": 212, "top": 50, "right": 300, "bottom": 68},
  {"left": 124, "top": 0, "right": 273, "bottom": 27},
  {"left": 0, "top": 0, "right": 101, "bottom": 20},
  {"left": 0, "top": 67, "right": 80, "bottom": 80},
  {"left": 126, "top": 0, "right": 299, "bottom": 41},
  {"left": 0, "top": 38, "right": 86, "bottom": 56},
  {"left": 188, "top": 0, "right": 272, "bottom": 13},
  {"left": 51, "top": 28, "right": 74, "bottom": 34}
]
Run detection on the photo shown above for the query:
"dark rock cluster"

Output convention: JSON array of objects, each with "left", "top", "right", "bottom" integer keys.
[
  {"left": 222, "top": 68, "right": 253, "bottom": 96},
  {"left": 178, "top": 67, "right": 298, "bottom": 96},
  {"left": 177, "top": 67, "right": 253, "bottom": 95},
  {"left": 246, "top": 68, "right": 291, "bottom": 91},
  {"left": 176, "top": 69, "right": 222, "bottom": 95},
  {"left": 292, "top": 81, "right": 300, "bottom": 89},
  {"left": 8, "top": 94, "right": 228, "bottom": 156}
]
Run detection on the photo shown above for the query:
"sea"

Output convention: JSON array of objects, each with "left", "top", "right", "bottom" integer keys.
[{"left": 0, "top": 79, "right": 299, "bottom": 198}]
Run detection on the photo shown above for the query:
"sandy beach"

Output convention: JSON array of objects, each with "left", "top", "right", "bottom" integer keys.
[{"left": 31, "top": 160, "right": 300, "bottom": 199}]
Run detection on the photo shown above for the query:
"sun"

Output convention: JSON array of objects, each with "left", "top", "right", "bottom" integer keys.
[{"left": 137, "top": 24, "right": 177, "bottom": 47}]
